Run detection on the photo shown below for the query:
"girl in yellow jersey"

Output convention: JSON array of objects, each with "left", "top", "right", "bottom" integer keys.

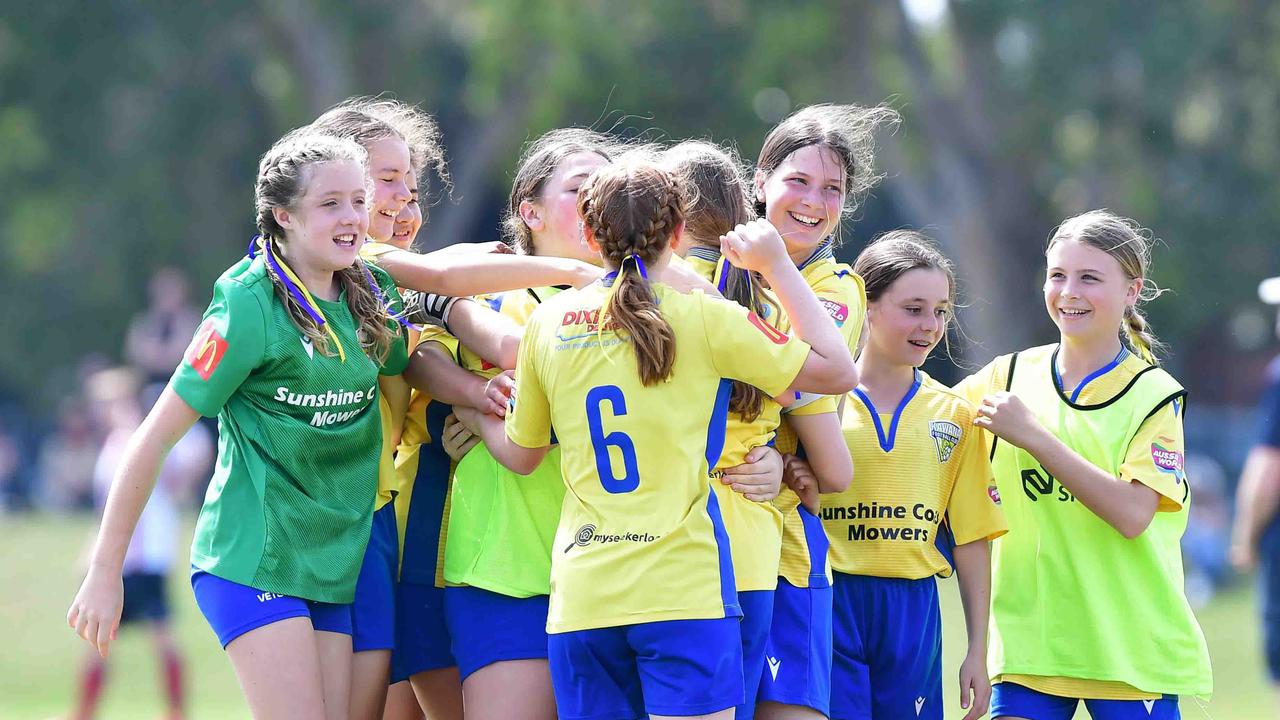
[
  {"left": 751, "top": 104, "right": 897, "bottom": 720},
  {"left": 957, "top": 211, "right": 1212, "bottom": 719},
  {"left": 807, "top": 232, "right": 1005, "bottom": 720},
  {"left": 457, "top": 160, "right": 857, "bottom": 720},
  {"left": 664, "top": 139, "right": 851, "bottom": 720}
]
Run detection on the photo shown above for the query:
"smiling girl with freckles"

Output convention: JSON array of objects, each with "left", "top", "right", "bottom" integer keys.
[
  {"left": 751, "top": 103, "right": 897, "bottom": 720},
  {"left": 68, "top": 132, "right": 410, "bottom": 720},
  {"left": 955, "top": 210, "right": 1212, "bottom": 719}
]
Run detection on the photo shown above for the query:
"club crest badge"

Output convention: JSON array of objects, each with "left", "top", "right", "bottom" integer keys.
[{"left": 929, "top": 420, "right": 961, "bottom": 463}]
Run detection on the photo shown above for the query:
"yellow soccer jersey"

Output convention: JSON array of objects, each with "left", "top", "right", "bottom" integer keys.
[
  {"left": 959, "top": 346, "right": 1192, "bottom": 700},
  {"left": 773, "top": 241, "right": 867, "bottom": 587},
  {"left": 393, "top": 326, "right": 459, "bottom": 586},
  {"left": 823, "top": 370, "right": 1006, "bottom": 579},
  {"left": 778, "top": 241, "right": 866, "bottom": 417},
  {"left": 506, "top": 281, "right": 810, "bottom": 633},
  {"left": 686, "top": 247, "right": 785, "bottom": 591}
]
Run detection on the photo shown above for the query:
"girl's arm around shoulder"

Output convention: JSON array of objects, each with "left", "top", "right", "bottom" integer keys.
[
  {"left": 372, "top": 246, "right": 600, "bottom": 297},
  {"left": 68, "top": 387, "right": 201, "bottom": 658}
]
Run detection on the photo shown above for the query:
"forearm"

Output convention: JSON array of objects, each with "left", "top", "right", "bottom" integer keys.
[
  {"left": 789, "top": 413, "right": 853, "bottom": 493},
  {"left": 1233, "top": 447, "right": 1280, "bottom": 549},
  {"left": 377, "top": 248, "right": 594, "bottom": 296},
  {"left": 403, "top": 344, "right": 488, "bottom": 409},
  {"left": 1025, "top": 428, "right": 1159, "bottom": 538},
  {"left": 472, "top": 412, "right": 548, "bottom": 475},
  {"left": 760, "top": 260, "right": 849, "bottom": 366},
  {"left": 447, "top": 301, "right": 522, "bottom": 371},
  {"left": 953, "top": 540, "right": 991, "bottom": 656}
]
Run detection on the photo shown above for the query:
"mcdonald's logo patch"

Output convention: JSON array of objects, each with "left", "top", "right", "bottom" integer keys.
[
  {"left": 747, "top": 312, "right": 789, "bottom": 345},
  {"left": 185, "top": 320, "right": 228, "bottom": 381}
]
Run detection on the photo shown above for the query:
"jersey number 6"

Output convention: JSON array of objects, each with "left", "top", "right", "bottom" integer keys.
[{"left": 585, "top": 385, "right": 640, "bottom": 494}]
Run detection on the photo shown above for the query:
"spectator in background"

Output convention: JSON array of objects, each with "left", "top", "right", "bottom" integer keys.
[
  {"left": 37, "top": 398, "right": 101, "bottom": 512},
  {"left": 0, "top": 417, "right": 21, "bottom": 513},
  {"left": 69, "top": 367, "right": 211, "bottom": 720},
  {"left": 1230, "top": 273, "right": 1280, "bottom": 709},
  {"left": 124, "top": 267, "right": 201, "bottom": 396}
]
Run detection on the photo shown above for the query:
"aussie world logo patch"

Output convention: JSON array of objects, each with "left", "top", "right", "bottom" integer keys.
[
  {"left": 1151, "top": 443, "right": 1185, "bottom": 483},
  {"left": 929, "top": 420, "right": 961, "bottom": 463},
  {"left": 820, "top": 298, "right": 848, "bottom": 327},
  {"left": 988, "top": 484, "right": 1002, "bottom": 505}
]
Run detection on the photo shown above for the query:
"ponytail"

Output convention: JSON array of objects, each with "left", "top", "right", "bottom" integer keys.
[{"left": 579, "top": 161, "right": 685, "bottom": 386}]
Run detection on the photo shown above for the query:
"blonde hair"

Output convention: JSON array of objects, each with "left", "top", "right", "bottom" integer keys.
[
  {"left": 1047, "top": 209, "right": 1167, "bottom": 362},
  {"left": 577, "top": 161, "right": 684, "bottom": 386},
  {"left": 339, "top": 96, "right": 451, "bottom": 203},
  {"left": 254, "top": 131, "right": 399, "bottom": 363}
]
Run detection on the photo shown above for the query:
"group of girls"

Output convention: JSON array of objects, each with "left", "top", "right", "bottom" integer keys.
[{"left": 67, "top": 93, "right": 1213, "bottom": 720}]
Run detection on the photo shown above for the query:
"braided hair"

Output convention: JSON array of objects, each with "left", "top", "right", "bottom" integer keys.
[
  {"left": 577, "top": 161, "right": 685, "bottom": 386},
  {"left": 663, "top": 140, "right": 767, "bottom": 420},
  {"left": 1047, "top": 210, "right": 1167, "bottom": 363}
]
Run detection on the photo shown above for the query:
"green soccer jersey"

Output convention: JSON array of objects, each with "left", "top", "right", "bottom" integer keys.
[{"left": 173, "top": 255, "right": 408, "bottom": 604}]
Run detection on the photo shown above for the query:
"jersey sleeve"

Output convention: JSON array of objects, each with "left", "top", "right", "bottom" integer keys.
[
  {"left": 505, "top": 310, "right": 553, "bottom": 449},
  {"left": 369, "top": 263, "right": 410, "bottom": 376},
  {"left": 171, "top": 281, "right": 267, "bottom": 417},
  {"left": 813, "top": 265, "right": 866, "bottom": 355},
  {"left": 698, "top": 294, "right": 811, "bottom": 398},
  {"left": 783, "top": 393, "right": 839, "bottom": 417},
  {"left": 952, "top": 357, "right": 1006, "bottom": 408},
  {"left": 1119, "top": 398, "right": 1188, "bottom": 512},
  {"left": 946, "top": 403, "right": 1008, "bottom": 545},
  {"left": 417, "top": 325, "right": 461, "bottom": 362}
]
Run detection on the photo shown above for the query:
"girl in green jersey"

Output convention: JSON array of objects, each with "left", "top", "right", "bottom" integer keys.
[
  {"left": 68, "top": 131, "right": 410, "bottom": 720},
  {"left": 958, "top": 211, "right": 1212, "bottom": 719}
]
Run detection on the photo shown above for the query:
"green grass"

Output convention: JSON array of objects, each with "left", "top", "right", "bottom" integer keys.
[{"left": 0, "top": 513, "right": 1266, "bottom": 718}]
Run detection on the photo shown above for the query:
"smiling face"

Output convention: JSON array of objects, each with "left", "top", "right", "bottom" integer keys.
[
  {"left": 389, "top": 171, "right": 422, "bottom": 250},
  {"left": 274, "top": 160, "right": 368, "bottom": 274},
  {"left": 364, "top": 136, "right": 413, "bottom": 243},
  {"left": 1044, "top": 239, "right": 1140, "bottom": 346},
  {"left": 522, "top": 151, "right": 609, "bottom": 263},
  {"left": 865, "top": 267, "right": 951, "bottom": 368},
  {"left": 756, "top": 144, "right": 845, "bottom": 261}
]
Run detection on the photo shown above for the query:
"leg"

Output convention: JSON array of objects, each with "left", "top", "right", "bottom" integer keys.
[
  {"left": 349, "top": 502, "right": 398, "bottom": 720},
  {"left": 70, "top": 645, "right": 107, "bottom": 720},
  {"left": 348, "top": 650, "right": 392, "bottom": 720},
  {"left": 462, "top": 659, "right": 557, "bottom": 720},
  {"left": 409, "top": 667, "right": 464, "bottom": 720},
  {"left": 225, "top": 617, "right": 328, "bottom": 719},
  {"left": 755, "top": 702, "right": 826, "bottom": 720},
  {"left": 314, "top": 630, "right": 354, "bottom": 720},
  {"left": 148, "top": 622, "right": 185, "bottom": 720},
  {"left": 382, "top": 680, "right": 424, "bottom": 720}
]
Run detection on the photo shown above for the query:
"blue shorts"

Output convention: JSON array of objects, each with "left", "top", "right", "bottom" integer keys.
[
  {"left": 1258, "top": 526, "right": 1280, "bottom": 679},
  {"left": 120, "top": 572, "right": 170, "bottom": 625},
  {"left": 831, "top": 573, "right": 942, "bottom": 720},
  {"left": 191, "top": 570, "right": 352, "bottom": 648},
  {"left": 757, "top": 578, "right": 832, "bottom": 715},
  {"left": 391, "top": 581, "right": 455, "bottom": 682},
  {"left": 352, "top": 502, "right": 398, "bottom": 652},
  {"left": 991, "top": 682, "right": 1180, "bottom": 719},
  {"left": 736, "top": 589, "right": 775, "bottom": 720},
  {"left": 549, "top": 618, "right": 744, "bottom": 720},
  {"left": 444, "top": 586, "right": 549, "bottom": 681}
]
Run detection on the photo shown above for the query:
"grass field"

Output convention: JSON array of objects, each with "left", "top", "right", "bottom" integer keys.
[{"left": 0, "top": 513, "right": 1267, "bottom": 719}]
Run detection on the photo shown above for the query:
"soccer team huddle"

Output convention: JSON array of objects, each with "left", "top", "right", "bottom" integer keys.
[{"left": 67, "top": 95, "right": 1214, "bottom": 720}]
